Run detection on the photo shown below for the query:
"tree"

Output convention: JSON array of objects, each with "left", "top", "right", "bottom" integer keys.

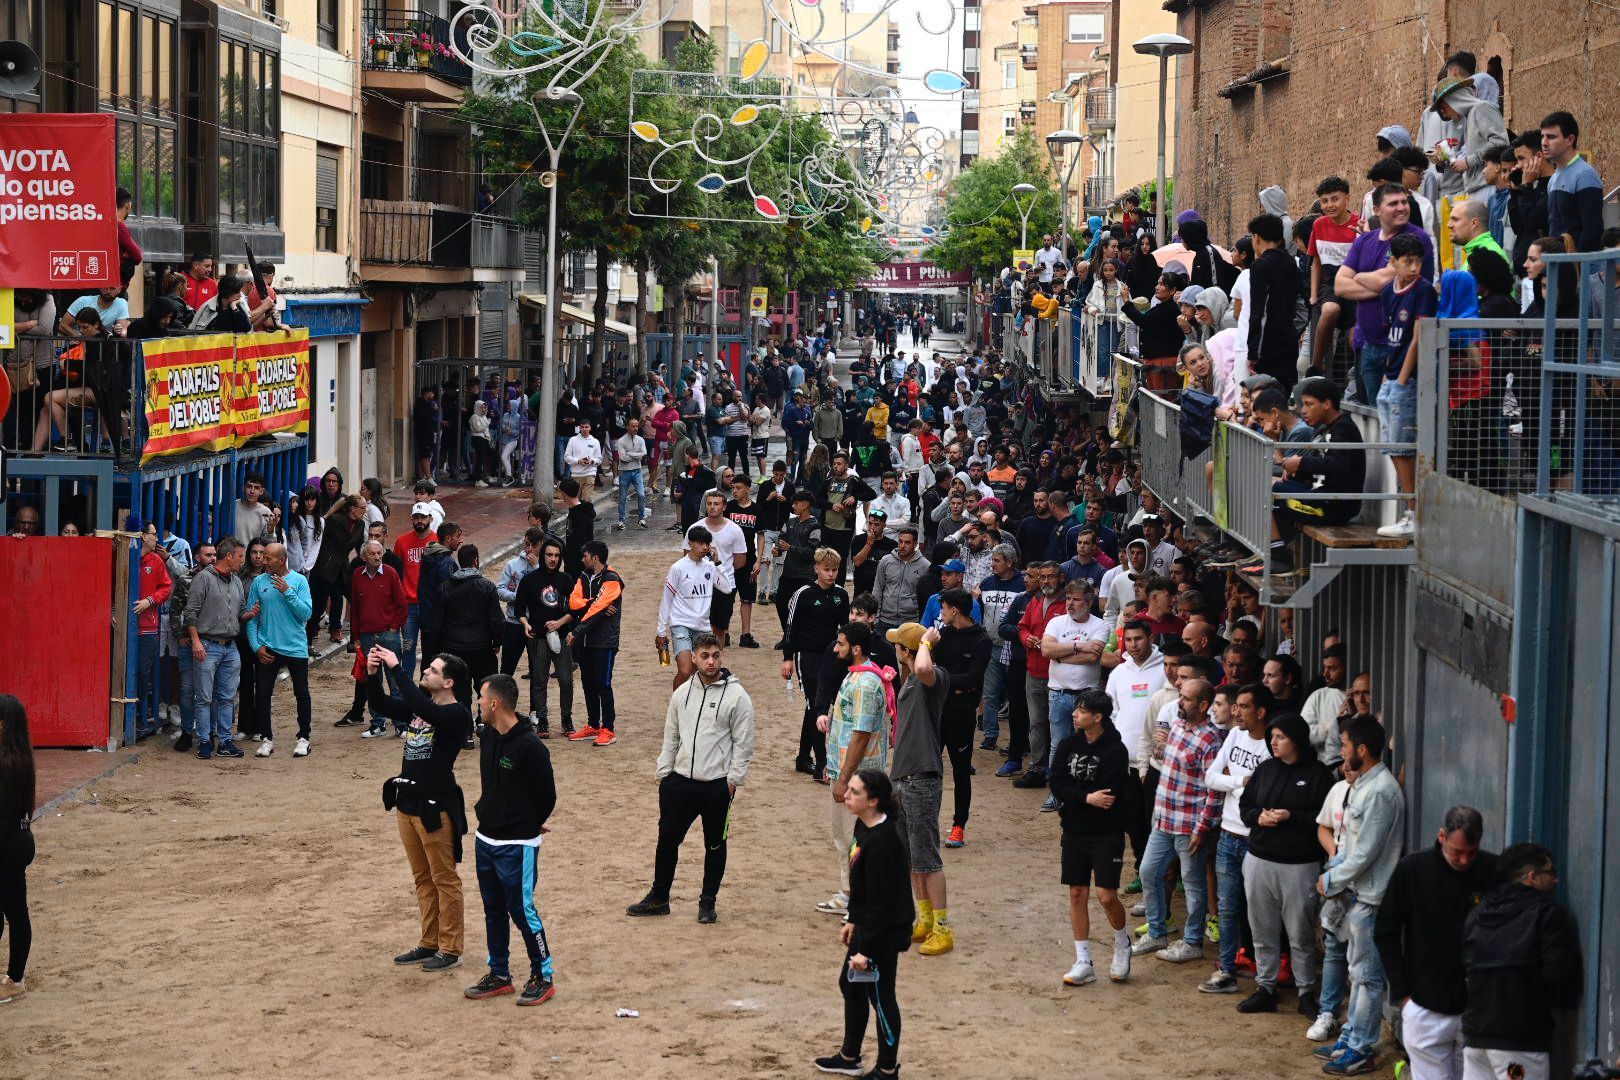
[{"left": 930, "top": 129, "right": 1061, "bottom": 280}]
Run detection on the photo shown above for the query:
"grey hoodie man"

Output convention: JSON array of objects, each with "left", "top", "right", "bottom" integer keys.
[
  {"left": 873, "top": 546, "right": 931, "bottom": 626},
  {"left": 1258, "top": 186, "right": 1294, "bottom": 254},
  {"left": 1433, "top": 79, "right": 1509, "bottom": 198}
]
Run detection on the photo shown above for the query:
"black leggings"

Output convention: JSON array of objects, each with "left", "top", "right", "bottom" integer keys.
[
  {"left": 796, "top": 649, "right": 828, "bottom": 773},
  {"left": 839, "top": 945, "right": 902, "bottom": 1072},
  {"left": 725, "top": 434, "right": 749, "bottom": 471},
  {"left": 943, "top": 711, "right": 975, "bottom": 829},
  {"left": 1004, "top": 663, "right": 1030, "bottom": 760},
  {"left": 1, "top": 829, "right": 35, "bottom": 983}
]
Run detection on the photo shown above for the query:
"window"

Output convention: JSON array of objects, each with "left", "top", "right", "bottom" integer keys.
[
  {"left": 316, "top": 146, "right": 340, "bottom": 252},
  {"left": 1003, "top": 59, "right": 1017, "bottom": 88},
  {"left": 100, "top": 3, "right": 179, "bottom": 222},
  {"left": 962, "top": 130, "right": 980, "bottom": 156},
  {"left": 206, "top": 35, "right": 279, "bottom": 227},
  {"left": 769, "top": 17, "right": 783, "bottom": 53},
  {"left": 962, "top": 47, "right": 979, "bottom": 73},
  {"left": 961, "top": 89, "right": 979, "bottom": 113},
  {"left": 1003, "top": 112, "right": 1017, "bottom": 135},
  {"left": 963, "top": 9, "right": 979, "bottom": 30},
  {"left": 317, "top": 0, "right": 338, "bottom": 50},
  {"left": 1067, "top": 13, "right": 1103, "bottom": 42}
]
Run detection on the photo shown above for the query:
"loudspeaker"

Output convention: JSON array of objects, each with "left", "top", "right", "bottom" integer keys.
[{"left": 0, "top": 41, "right": 40, "bottom": 96}]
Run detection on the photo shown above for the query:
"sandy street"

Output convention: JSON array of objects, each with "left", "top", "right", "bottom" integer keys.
[{"left": 0, "top": 526, "right": 1381, "bottom": 1079}]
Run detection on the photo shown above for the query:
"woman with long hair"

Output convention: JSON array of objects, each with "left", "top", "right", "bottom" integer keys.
[
  {"left": 0, "top": 695, "right": 37, "bottom": 1004},
  {"left": 814, "top": 769, "right": 912, "bottom": 1079},
  {"left": 360, "top": 477, "right": 389, "bottom": 527},
  {"left": 802, "top": 442, "right": 832, "bottom": 493},
  {"left": 287, "top": 486, "right": 324, "bottom": 575}
]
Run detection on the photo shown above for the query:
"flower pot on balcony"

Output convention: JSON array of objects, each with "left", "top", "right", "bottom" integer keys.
[
  {"left": 373, "top": 46, "right": 392, "bottom": 65},
  {"left": 414, "top": 50, "right": 432, "bottom": 69}
]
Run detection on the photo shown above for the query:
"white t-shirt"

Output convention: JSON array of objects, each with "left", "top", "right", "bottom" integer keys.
[
  {"left": 1043, "top": 612, "right": 1110, "bottom": 691},
  {"left": 1148, "top": 541, "right": 1179, "bottom": 578},
  {"left": 1230, "top": 269, "right": 1252, "bottom": 361},
  {"left": 1205, "top": 726, "right": 1271, "bottom": 836},
  {"left": 1035, "top": 245, "right": 1062, "bottom": 283},
  {"left": 685, "top": 518, "right": 748, "bottom": 593},
  {"left": 1316, "top": 779, "right": 1353, "bottom": 854},
  {"left": 658, "top": 555, "right": 715, "bottom": 635}
]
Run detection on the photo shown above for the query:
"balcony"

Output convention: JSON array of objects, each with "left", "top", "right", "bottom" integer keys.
[
  {"left": 1085, "top": 87, "right": 1115, "bottom": 129},
  {"left": 1019, "top": 43, "right": 1037, "bottom": 69},
  {"left": 362, "top": 10, "right": 472, "bottom": 104},
  {"left": 1018, "top": 99, "right": 1037, "bottom": 120},
  {"left": 1083, "top": 174, "right": 1114, "bottom": 211},
  {"left": 361, "top": 200, "right": 527, "bottom": 271}
]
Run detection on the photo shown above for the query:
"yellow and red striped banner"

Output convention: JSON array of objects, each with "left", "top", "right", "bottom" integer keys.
[
  {"left": 231, "top": 330, "right": 311, "bottom": 441},
  {"left": 140, "top": 328, "right": 311, "bottom": 463}
]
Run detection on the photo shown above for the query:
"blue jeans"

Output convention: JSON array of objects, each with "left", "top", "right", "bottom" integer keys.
[
  {"left": 176, "top": 648, "right": 197, "bottom": 736},
  {"left": 358, "top": 630, "right": 406, "bottom": 729},
  {"left": 1141, "top": 827, "right": 1210, "bottom": 944},
  {"left": 1319, "top": 925, "right": 1350, "bottom": 1017},
  {"left": 1046, "top": 686, "right": 1081, "bottom": 769},
  {"left": 401, "top": 604, "right": 420, "bottom": 682},
  {"left": 980, "top": 658, "right": 1007, "bottom": 741},
  {"left": 618, "top": 468, "right": 647, "bottom": 524},
  {"left": 1343, "top": 896, "right": 1387, "bottom": 1054},
  {"left": 135, "top": 633, "right": 161, "bottom": 732},
  {"left": 1215, "top": 832, "right": 1249, "bottom": 974},
  {"left": 1356, "top": 344, "right": 1395, "bottom": 407},
  {"left": 194, "top": 639, "right": 241, "bottom": 746}
]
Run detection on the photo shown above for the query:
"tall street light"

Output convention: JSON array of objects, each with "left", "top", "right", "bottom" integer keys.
[
  {"left": 532, "top": 85, "right": 584, "bottom": 501},
  {"left": 1011, "top": 182, "right": 1038, "bottom": 250},
  {"left": 1132, "top": 32, "right": 1192, "bottom": 249},
  {"left": 1044, "top": 129, "right": 1083, "bottom": 253}
]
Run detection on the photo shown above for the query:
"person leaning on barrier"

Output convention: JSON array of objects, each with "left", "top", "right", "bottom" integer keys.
[{"left": 1243, "top": 377, "right": 1364, "bottom": 575}]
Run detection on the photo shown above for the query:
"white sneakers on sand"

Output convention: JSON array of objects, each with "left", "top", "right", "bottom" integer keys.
[
  {"left": 255, "top": 740, "right": 274, "bottom": 758},
  {"left": 1062, "top": 960, "right": 1096, "bottom": 987},
  {"left": 293, "top": 738, "right": 310, "bottom": 758}
]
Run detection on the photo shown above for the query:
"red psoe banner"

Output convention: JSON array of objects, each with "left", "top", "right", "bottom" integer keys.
[{"left": 0, "top": 114, "right": 120, "bottom": 288}]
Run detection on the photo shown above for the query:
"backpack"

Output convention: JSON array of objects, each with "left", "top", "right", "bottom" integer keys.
[
  {"left": 1179, "top": 388, "right": 1218, "bottom": 461},
  {"left": 847, "top": 661, "right": 900, "bottom": 747}
]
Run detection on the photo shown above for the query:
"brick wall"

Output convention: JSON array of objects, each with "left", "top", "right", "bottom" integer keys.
[{"left": 1171, "top": 0, "right": 1620, "bottom": 243}]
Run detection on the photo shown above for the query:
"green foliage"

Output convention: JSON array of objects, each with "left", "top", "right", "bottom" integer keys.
[
  {"left": 1136, "top": 176, "right": 1175, "bottom": 218},
  {"left": 930, "top": 129, "right": 1061, "bottom": 279}
]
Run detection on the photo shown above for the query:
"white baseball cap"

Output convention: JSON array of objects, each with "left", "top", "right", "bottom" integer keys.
[{"left": 411, "top": 501, "right": 434, "bottom": 517}]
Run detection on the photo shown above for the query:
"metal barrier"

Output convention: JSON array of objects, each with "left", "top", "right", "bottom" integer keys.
[
  {"left": 1075, "top": 307, "right": 1136, "bottom": 396},
  {"left": 1539, "top": 249, "right": 1620, "bottom": 498},
  {"left": 2, "top": 334, "right": 145, "bottom": 463}
]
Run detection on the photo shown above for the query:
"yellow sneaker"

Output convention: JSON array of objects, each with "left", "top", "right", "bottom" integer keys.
[
  {"left": 918, "top": 924, "right": 955, "bottom": 956},
  {"left": 911, "top": 911, "right": 934, "bottom": 943}
]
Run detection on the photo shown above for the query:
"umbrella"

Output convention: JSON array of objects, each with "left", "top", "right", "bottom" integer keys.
[{"left": 1152, "top": 241, "right": 1233, "bottom": 269}]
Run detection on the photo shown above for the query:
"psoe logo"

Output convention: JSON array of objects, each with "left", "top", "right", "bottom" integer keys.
[{"left": 49, "top": 252, "right": 80, "bottom": 280}]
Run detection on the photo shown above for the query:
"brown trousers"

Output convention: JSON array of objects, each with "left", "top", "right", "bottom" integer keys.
[{"left": 397, "top": 810, "right": 464, "bottom": 956}]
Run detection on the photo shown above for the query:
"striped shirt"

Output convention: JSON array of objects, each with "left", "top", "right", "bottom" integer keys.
[{"left": 1151, "top": 717, "right": 1225, "bottom": 837}]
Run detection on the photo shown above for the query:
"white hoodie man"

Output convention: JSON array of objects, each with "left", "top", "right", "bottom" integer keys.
[
  {"left": 564, "top": 419, "right": 603, "bottom": 500},
  {"left": 1104, "top": 620, "right": 1167, "bottom": 779},
  {"left": 627, "top": 633, "right": 756, "bottom": 924},
  {"left": 1101, "top": 539, "right": 1150, "bottom": 621}
]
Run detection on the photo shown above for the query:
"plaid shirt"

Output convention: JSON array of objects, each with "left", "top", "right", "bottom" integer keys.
[{"left": 1151, "top": 717, "right": 1225, "bottom": 837}]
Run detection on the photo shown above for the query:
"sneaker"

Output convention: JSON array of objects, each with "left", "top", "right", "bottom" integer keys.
[
  {"left": 638, "top": 517, "right": 650, "bottom": 529},
  {"left": 1298, "top": 990, "right": 1319, "bottom": 1017},
  {"left": 334, "top": 715, "right": 362, "bottom": 728},
  {"left": 1321, "top": 1049, "right": 1377, "bottom": 1076},
  {"left": 614, "top": 521, "right": 626, "bottom": 531},
  {"left": 196, "top": 743, "right": 213, "bottom": 760},
  {"left": 475, "top": 480, "right": 489, "bottom": 488},
  {"left": 1062, "top": 959, "right": 1096, "bottom": 987},
  {"left": 216, "top": 741, "right": 245, "bottom": 758},
  {"left": 293, "top": 738, "right": 310, "bottom": 758},
  {"left": 944, "top": 825, "right": 965, "bottom": 848},
  {"left": 1130, "top": 934, "right": 1168, "bottom": 956},
  {"left": 1237, "top": 987, "right": 1278, "bottom": 1013},
  {"left": 812, "top": 1052, "right": 865, "bottom": 1076},
  {"left": 394, "top": 946, "right": 437, "bottom": 965},
  {"left": 794, "top": 757, "right": 816, "bottom": 776},
  {"left": 738, "top": 633, "right": 760, "bottom": 649},
  {"left": 174, "top": 733, "right": 193, "bottom": 753},
  {"left": 1039, "top": 794, "right": 1060, "bottom": 812},
  {"left": 567, "top": 726, "right": 601, "bottom": 742},
  {"left": 1206, "top": 916, "right": 1221, "bottom": 943},
  {"left": 994, "top": 759, "right": 1023, "bottom": 778},
  {"left": 1012, "top": 768, "right": 1047, "bottom": 789},
  {"left": 626, "top": 893, "right": 671, "bottom": 917},
  {"left": 517, "top": 974, "right": 556, "bottom": 1006},
  {"left": 1158, "top": 939, "right": 1203, "bottom": 963},
  {"left": 697, "top": 896, "right": 717, "bottom": 924},
  {"left": 361, "top": 726, "right": 389, "bottom": 739},
  {"left": 1313, "top": 1039, "right": 1350, "bottom": 1061},
  {"left": 255, "top": 740, "right": 274, "bottom": 758},
  {"left": 815, "top": 893, "right": 850, "bottom": 915},
  {"left": 1376, "top": 511, "right": 1415, "bottom": 538},
  {"left": 1109, "top": 942, "right": 1131, "bottom": 982},
  {"left": 422, "top": 952, "right": 462, "bottom": 972},
  {"left": 1135, "top": 920, "right": 1177, "bottom": 937},
  {"left": 1128, "top": 902, "right": 1146, "bottom": 917},
  {"left": 248, "top": 733, "right": 265, "bottom": 743},
  {"left": 978, "top": 737, "right": 997, "bottom": 751},
  {"left": 1199, "top": 970, "right": 1239, "bottom": 994},
  {"left": 464, "top": 972, "right": 515, "bottom": 999},
  {"left": 1122, "top": 877, "right": 1143, "bottom": 895},
  {"left": 593, "top": 730, "right": 617, "bottom": 746},
  {"left": 910, "top": 912, "right": 934, "bottom": 944},
  {"left": 918, "top": 924, "right": 954, "bottom": 956},
  {"left": 1306, "top": 1014, "right": 1341, "bottom": 1042},
  {"left": 0, "top": 975, "right": 25, "bottom": 1004},
  {"left": 772, "top": 638, "right": 788, "bottom": 650}
]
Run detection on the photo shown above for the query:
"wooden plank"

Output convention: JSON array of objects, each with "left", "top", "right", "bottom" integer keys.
[{"left": 1300, "top": 524, "right": 1412, "bottom": 550}]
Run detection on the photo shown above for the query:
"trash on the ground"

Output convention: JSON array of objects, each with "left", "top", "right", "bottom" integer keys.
[{"left": 615, "top": 1008, "right": 640, "bottom": 1018}]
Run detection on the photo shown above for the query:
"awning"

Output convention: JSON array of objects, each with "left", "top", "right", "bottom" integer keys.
[{"left": 519, "top": 293, "right": 637, "bottom": 342}]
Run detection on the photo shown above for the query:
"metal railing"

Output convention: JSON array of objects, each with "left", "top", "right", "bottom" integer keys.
[
  {"left": 1538, "top": 249, "right": 1620, "bottom": 499},
  {"left": 3, "top": 334, "right": 151, "bottom": 464},
  {"left": 361, "top": 199, "right": 526, "bottom": 268},
  {"left": 1075, "top": 307, "right": 1137, "bottom": 396},
  {"left": 361, "top": 9, "right": 472, "bottom": 85},
  {"left": 470, "top": 214, "right": 526, "bottom": 270},
  {"left": 1084, "top": 174, "right": 1114, "bottom": 211},
  {"left": 1019, "top": 44, "right": 1037, "bottom": 68},
  {"left": 1085, "top": 87, "right": 1115, "bottom": 128}
]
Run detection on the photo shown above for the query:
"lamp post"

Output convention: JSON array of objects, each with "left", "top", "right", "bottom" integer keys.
[
  {"left": 1044, "top": 129, "right": 1083, "bottom": 253},
  {"left": 1132, "top": 32, "right": 1192, "bottom": 249},
  {"left": 1011, "top": 182, "right": 1037, "bottom": 250},
  {"left": 533, "top": 85, "right": 584, "bottom": 501}
]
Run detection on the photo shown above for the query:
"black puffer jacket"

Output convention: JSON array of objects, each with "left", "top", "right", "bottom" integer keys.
[{"left": 435, "top": 567, "right": 504, "bottom": 654}]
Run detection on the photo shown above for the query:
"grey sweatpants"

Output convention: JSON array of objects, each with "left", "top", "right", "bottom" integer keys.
[
  {"left": 1025, "top": 675, "right": 1051, "bottom": 768},
  {"left": 1242, "top": 853, "right": 1320, "bottom": 994}
]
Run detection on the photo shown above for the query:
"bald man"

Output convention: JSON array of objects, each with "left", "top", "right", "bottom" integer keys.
[{"left": 245, "top": 541, "right": 315, "bottom": 758}]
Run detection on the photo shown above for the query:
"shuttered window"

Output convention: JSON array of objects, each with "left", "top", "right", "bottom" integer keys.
[{"left": 315, "top": 147, "right": 339, "bottom": 252}]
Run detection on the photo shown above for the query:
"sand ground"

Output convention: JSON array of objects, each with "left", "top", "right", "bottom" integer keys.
[{"left": 0, "top": 527, "right": 1390, "bottom": 1080}]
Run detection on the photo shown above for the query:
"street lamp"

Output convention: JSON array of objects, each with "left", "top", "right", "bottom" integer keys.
[
  {"left": 1011, "top": 182, "right": 1037, "bottom": 250},
  {"left": 533, "top": 85, "right": 585, "bottom": 500},
  {"left": 1044, "top": 129, "right": 1083, "bottom": 253},
  {"left": 1133, "top": 32, "right": 1192, "bottom": 248}
]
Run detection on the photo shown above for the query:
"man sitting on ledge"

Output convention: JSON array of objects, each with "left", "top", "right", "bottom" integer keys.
[{"left": 1242, "top": 377, "right": 1363, "bottom": 575}]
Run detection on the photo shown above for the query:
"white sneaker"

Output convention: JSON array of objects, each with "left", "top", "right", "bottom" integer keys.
[
  {"left": 1108, "top": 941, "right": 1131, "bottom": 982},
  {"left": 1158, "top": 939, "right": 1203, "bottom": 963},
  {"left": 1128, "top": 901, "right": 1146, "bottom": 917},
  {"left": 0, "top": 975, "right": 25, "bottom": 1003},
  {"left": 1062, "top": 959, "right": 1096, "bottom": 987},
  {"left": 815, "top": 893, "right": 850, "bottom": 915},
  {"left": 255, "top": 740, "right": 274, "bottom": 758},
  {"left": 293, "top": 738, "right": 310, "bottom": 758},
  {"left": 1130, "top": 934, "right": 1168, "bottom": 956},
  {"left": 475, "top": 480, "right": 489, "bottom": 488},
  {"left": 1306, "top": 1012, "right": 1340, "bottom": 1041},
  {"left": 1376, "top": 511, "right": 1415, "bottom": 538}
]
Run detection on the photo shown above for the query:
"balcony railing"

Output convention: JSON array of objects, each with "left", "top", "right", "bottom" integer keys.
[
  {"left": 1018, "top": 99, "right": 1037, "bottom": 119},
  {"left": 1084, "top": 174, "right": 1114, "bottom": 211},
  {"left": 1019, "top": 44, "right": 1037, "bottom": 68},
  {"left": 362, "top": 9, "right": 472, "bottom": 86},
  {"left": 1085, "top": 87, "right": 1115, "bottom": 128},
  {"left": 471, "top": 215, "right": 526, "bottom": 270},
  {"left": 361, "top": 199, "right": 527, "bottom": 269}
]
